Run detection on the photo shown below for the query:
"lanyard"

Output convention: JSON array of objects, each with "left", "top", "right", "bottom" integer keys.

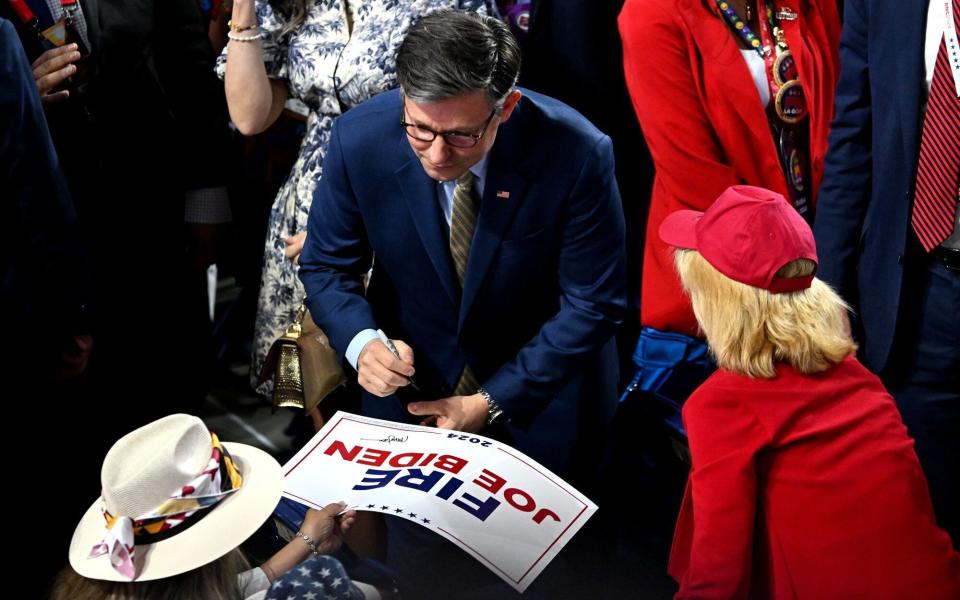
[
  {"left": 715, "top": 0, "right": 766, "bottom": 58},
  {"left": 718, "top": 0, "right": 806, "bottom": 124},
  {"left": 942, "top": 0, "right": 960, "bottom": 97},
  {"left": 9, "top": 0, "right": 78, "bottom": 26},
  {"left": 10, "top": 0, "right": 88, "bottom": 55},
  {"left": 753, "top": 0, "right": 782, "bottom": 98},
  {"left": 9, "top": 0, "right": 41, "bottom": 25}
]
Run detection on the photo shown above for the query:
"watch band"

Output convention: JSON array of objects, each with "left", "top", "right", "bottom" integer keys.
[{"left": 478, "top": 386, "right": 503, "bottom": 426}]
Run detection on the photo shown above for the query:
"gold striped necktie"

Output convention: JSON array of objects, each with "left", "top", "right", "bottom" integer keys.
[
  {"left": 450, "top": 171, "right": 478, "bottom": 286},
  {"left": 449, "top": 171, "right": 480, "bottom": 396}
]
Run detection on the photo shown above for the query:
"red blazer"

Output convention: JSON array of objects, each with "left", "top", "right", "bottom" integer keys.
[
  {"left": 619, "top": 0, "right": 840, "bottom": 336},
  {"left": 670, "top": 357, "right": 960, "bottom": 599}
]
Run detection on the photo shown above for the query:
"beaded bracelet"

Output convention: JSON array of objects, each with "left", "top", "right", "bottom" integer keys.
[
  {"left": 295, "top": 530, "right": 321, "bottom": 556},
  {"left": 227, "top": 30, "right": 265, "bottom": 42},
  {"left": 227, "top": 19, "right": 258, "bottom": 32}
]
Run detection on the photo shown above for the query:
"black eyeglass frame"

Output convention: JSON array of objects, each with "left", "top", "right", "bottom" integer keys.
[{"left": 400, "top": 106, "right": 498, "bottom": 149}]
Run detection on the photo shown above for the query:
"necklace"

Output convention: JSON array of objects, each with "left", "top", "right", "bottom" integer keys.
[{"left": 715, "top": 0, "right": 765, "bottom": 56}]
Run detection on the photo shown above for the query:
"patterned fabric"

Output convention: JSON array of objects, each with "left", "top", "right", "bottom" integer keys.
[
  {"left": 449, "top": 171, "right": 480, "bottom": 396},
  {"left": 912, "top": 0, "right": 960, "bottom": 251},
  {"left": 216, "top": 0, "right": 495, "bottom": 394},
  {"left": 87, "top": 433, "right": 242, "bottom": 580},
  {"left": 44, "top": 0, "right": 91, "bottom": 51},
  {"left": 264, "top": 554, "right": 363, "bottom": 599},
  {"left": 449, "top": 171, "right": 477, "bottom": 286}
]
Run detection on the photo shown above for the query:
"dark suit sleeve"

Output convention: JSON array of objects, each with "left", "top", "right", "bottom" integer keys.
[
  {"left": 1, "top": 19, "right": 89, "bottom": 331},
  {"left": 483, "top": 135, "right": 627, "bottom": 424},
  {"left": 298, "top": 120, "right": 378, "bottom": 353},
  {"left": 812, "top": 0, "right": 872, "bottom": 303}
]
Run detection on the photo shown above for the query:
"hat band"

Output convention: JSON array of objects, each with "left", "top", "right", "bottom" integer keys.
[{"left": 768, "top": 273, "right": 815, "bottom": 293}]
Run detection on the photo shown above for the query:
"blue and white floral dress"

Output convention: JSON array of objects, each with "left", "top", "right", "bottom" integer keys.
[{"left": 216, "top": 0, "right": 493, "bottom": 393}]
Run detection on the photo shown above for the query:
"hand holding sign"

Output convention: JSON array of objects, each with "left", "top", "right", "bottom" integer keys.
[{"left": 281, "top": 413, "right": 597, "bottom": 592}]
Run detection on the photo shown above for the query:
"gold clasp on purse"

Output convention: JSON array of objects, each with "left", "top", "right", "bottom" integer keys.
[
  {"left": 260, "top": 304, "right": 307, "bottom": 410},
  {"left": 271, "top": 316, "right": 307, "bottom": 409},
  {"left": 258, "top": 302, "right": 346, "bottom": 412}
]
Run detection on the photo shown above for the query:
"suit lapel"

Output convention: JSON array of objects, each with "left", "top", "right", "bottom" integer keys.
[
  {"left": 894, "top": 3, "right": 926, "bottom": 176},
  {"left": 687, "top": 1, "right": 779, "bottom": 160},
  {"left": 395, "top": 144, "right": 460, "bottom": 306},
  {"left": 459, "top": 108, "right": 529, "bottom": 329}
]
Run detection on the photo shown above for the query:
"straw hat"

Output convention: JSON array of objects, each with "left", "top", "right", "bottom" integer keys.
[{"left": 69, "top": 414, "right": 282, "bottom": 581}]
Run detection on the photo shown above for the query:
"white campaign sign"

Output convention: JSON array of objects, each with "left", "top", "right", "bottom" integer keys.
[{"left": 281, "top": 412, "right": 597, "bottom": 592}]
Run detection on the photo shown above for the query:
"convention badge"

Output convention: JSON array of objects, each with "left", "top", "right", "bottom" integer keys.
[
  {"left": 779, "top": 129, "right": 806, "bottom": 194},
  {"left": 772, "top": 26, "right": 789, "bottom": 51},
  {"left": 774, "top": 79, "right": 807, "bottom": 124},
  {"left": 40, "top": 19, "right": 68, "bottom": 48},
  {"left": 773, "top": 49, "right": 798, "bottom": 86},
  {"left": 778, "top": 128, "right": 811, "bottom": 217}
]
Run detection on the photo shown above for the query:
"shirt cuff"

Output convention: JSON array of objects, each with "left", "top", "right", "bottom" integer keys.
[
  {"left": 184, "top": 186, "right": 232, "bottom": 224},
  {"left": 345, "top": 329, "right": 379, "bottom": 371},
  {"left": 354, "top": 581, "right": 382, "bottom": 600},
  {"left": 237, "top": 567, "right": 270, "bottom": 597}
]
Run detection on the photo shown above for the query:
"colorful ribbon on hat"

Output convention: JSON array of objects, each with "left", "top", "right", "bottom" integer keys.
[{"left": 87, "top": 433, "right": 243, "bottom": 580}]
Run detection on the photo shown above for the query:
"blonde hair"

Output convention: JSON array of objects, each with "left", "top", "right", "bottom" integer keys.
[
  {"left": 49, "top": 549, "right": 248, "bottom": 600},
  {"left": 674, "top": 250, "right": 857, "bottom": 378}
]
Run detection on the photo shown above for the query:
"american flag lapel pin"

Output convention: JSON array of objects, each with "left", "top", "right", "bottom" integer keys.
[{"left": 496, "top": 190, "right": 511, "bottom": 199}]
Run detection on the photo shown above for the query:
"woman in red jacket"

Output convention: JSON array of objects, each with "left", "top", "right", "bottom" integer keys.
[
  {"left": 659, "top": 186, "right": 960, "bottom": 599},
  {"left": 618, "top": 0, "right": 841, "bottom": 400}
]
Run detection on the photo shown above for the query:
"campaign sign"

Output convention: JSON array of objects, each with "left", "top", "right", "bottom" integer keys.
[{"left": 281, "top": 412, "right": 597, "bottom": 592}]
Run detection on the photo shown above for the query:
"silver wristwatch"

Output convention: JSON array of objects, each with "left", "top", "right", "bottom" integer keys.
[{"left": 478, "top": 386, "right": 504, "bottom": 426}]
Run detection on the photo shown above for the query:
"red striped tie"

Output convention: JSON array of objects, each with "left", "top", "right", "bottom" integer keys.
[{"left": 912, "top": 1, "right": 960, "bottom": 252}]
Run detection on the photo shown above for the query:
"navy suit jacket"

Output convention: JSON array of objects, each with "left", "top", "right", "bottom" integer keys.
[
  {"left": 814, "top": 0, "right": 928, "bottom": 372},
  {"left": 299, "top": 88, "right": 626, "bottom": 477}
]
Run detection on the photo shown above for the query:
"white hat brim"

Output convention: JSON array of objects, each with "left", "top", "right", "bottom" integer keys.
[{"left": 68, "top": 442, "right": 282, "bottom": 582}]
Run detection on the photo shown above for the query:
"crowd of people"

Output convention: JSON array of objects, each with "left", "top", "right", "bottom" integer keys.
[{"left": 2, "top": 0, "right": 958, "bottom": 597}]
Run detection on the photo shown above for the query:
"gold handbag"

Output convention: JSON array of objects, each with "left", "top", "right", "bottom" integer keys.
[{"left": 258, "top": 303, "right": 346, "bottom": 411}]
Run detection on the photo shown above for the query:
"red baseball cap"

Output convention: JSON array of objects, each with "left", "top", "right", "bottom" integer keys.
[{"left": 659, "top": 185, "right": 818, "bottom": 293}]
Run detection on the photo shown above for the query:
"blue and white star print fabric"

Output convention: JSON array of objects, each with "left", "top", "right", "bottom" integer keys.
[{"left": 265, "top": 555, "right": 364, "bottom": 600}]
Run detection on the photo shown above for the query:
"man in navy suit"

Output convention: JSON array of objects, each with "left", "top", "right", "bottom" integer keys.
[
  {"left": 299, "top": 9, "right": 625, "bottom": 597},
  {"left": 1, "top": 0, "right": 233, "bottom": 429},
  {"left": 2, "top": 16, "right": 89, "bottom": 371},
  {"left": 814, "top": 0, "right": 959, "bottom": 546}
]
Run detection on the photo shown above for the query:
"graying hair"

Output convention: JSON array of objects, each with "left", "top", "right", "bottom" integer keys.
[{"left": 396, "top": 9, "right": 521, "bottom": 109}]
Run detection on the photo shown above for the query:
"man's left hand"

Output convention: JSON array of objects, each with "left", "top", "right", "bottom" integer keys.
[{"left": 407, "top": 393, "right": 487, "bottom": 433}]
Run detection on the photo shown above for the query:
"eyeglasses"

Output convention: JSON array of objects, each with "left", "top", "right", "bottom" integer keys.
[{"left": 401, "top": 107, "right": 497, "bottom": 149}]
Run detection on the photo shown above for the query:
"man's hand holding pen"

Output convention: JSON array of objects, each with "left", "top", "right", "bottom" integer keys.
[
  {"left": 357, "top": 336, "right": 416, "bottom": 397},
  {"left": 357, "top": 331, "right": 487, "bottom": 433}
]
